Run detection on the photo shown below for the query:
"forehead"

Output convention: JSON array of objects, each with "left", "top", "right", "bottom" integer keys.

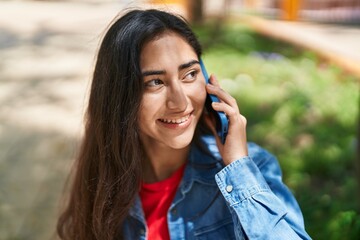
[{"left": 140, "top": 32, "right": 198, "bottom": 68}]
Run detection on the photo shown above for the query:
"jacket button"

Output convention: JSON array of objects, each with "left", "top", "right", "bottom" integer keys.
[{"left": 226, "top": 185, "right": 233, "bottom": 193}]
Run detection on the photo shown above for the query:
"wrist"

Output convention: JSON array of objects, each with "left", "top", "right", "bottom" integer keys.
[{"left": 223, "top": 152, "right": 248, "bottom": 165}]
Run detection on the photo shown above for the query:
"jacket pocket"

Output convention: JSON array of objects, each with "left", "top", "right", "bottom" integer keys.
[{"left": 194, "top": 218, "right": 239, "bottom": 240}]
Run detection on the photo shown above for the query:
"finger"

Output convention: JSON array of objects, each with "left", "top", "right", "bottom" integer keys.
[
  {"left": 206, "top": 83, "right": 238, "bottom": 108},
  {"left": 206, "top": 75, "right": 228, "bottom": 104},
  {"left": 209, "top": 74, "right": 221, "bottom": 87},
  {"left": 211, "top": 102, "right": 244, "bottom": 124}
]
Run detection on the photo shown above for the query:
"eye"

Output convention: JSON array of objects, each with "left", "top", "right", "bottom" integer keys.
[
  {"left": 145, "top": 79, "right": 164, "bottom": 87},
  {"left": 184, "top": 70, "right": 199, "bottom": 82}
]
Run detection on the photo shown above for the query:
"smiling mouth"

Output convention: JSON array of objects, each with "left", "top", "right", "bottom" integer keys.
[{"left": 158, "top": 114, "right": 191, "bottom": 124}]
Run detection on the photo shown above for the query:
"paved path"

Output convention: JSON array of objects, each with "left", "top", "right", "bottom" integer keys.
[
  {"left": 0, "top": 1, "right": 127, "bottom": 239},
  {"left": 0, "top": 1, "right": 359, "bottom": 239}
]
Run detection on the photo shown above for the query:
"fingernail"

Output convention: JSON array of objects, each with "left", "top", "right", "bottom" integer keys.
[{"left": 212, "top": 102, "right": 219, "bottom": 107}]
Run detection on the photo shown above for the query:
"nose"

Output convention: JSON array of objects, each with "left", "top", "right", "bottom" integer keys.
[{"left": 166, "top": 82, "right": 188, "bottom": 111}]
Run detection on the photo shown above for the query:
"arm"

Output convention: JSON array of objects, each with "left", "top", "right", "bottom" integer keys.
[
  {"left": 205, "top": 74, "right": 311, "bottom": 239},
  {"left": 215, "top": 150, "right": 311, "bottom": 239}
]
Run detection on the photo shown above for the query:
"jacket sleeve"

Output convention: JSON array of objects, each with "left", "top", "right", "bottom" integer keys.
[{"left": 214, "top": 145, "right": 311, "bottom": 240}]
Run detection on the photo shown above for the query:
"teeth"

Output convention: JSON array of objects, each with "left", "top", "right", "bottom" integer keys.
[{"left": 160, "top": 114, "right": 190, "bottom": 124}]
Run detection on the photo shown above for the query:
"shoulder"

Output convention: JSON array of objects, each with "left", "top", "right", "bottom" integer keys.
[
  {"left": 247, "top": 142, "right": 283, "bottom": 181},
  {"left": 192, "top": 136, "right": 284, "bottom": 184},
  {"left": 248, "top": 142, "right": 276, "bottom": 165},
  {"left": 198, "top": 135, "right": 281, "bottom": 172}
]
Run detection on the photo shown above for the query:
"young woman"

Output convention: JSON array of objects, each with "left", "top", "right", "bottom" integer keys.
[{"left": 57, "top": 9, "right": 311, "bottom": 240}]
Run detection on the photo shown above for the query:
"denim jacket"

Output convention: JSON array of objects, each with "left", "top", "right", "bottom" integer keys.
[{"left": 123, "top": 136, "right": 311, "bottom": 239}]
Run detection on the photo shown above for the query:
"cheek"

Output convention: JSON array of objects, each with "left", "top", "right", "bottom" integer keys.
[
  {"left": 189, "top": 80, "right": 207, "bottom": 107},
  {"left": 138, "top": 100, "right": 153, "bottom": 130},
  {"left": 138, "top": 94, "right": 163, "bottom": 123},
  {"left": 138, "top": 105, "right": 156, "bottom": 140}
]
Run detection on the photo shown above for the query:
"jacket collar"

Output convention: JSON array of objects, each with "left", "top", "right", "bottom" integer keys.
[
  {"left": 179, "top": 135, "right": 224, "bottom": 193},
  {"left": 128, "top": 135, "right": 222, "bottom": 221}
]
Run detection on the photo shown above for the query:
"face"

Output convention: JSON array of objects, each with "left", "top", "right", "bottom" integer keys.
[{"left": 138, "top": 32, "right": 206, "bottom": 150}]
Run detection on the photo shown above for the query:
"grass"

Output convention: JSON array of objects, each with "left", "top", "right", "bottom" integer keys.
[{"left": 193, "top": 22, "right": 360, "bottom": 239}]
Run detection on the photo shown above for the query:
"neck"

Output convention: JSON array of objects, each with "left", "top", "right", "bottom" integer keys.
[{"left": 141, "top": 142, "right": 190, "bottom": 183}]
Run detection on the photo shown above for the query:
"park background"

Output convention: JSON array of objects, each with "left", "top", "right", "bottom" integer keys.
[{"left": 0, "top": 0, "right": 359, "bottom": 239}]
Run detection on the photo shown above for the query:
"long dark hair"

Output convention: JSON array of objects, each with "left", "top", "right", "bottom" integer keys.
[{"left": 57, "top": 9, "right": 202, "bottom": 240}]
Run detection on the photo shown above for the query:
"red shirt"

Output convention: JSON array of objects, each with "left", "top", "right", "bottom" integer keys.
[{"left": 140, "top": 165, "right": 185, "bottom": 240}]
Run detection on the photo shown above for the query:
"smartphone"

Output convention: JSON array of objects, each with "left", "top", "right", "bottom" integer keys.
[{"left": 200, "top": 59, "right": 228, "bottom": 144}]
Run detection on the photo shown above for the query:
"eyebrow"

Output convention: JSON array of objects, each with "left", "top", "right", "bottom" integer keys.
[
  {"left": 142, "top": 60, "right": 200, "bottom": 77},
  {"left": 179, "top": 60, "right": 199, "bottom": 70}
]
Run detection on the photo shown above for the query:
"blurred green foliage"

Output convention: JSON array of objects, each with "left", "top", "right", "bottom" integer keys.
[{"left": 193, "top": 22, "right": 360, "bottom": 239}]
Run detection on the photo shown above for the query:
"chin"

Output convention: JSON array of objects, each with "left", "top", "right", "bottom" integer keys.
[{"left": 164, "top": 134, "right": 194, "bottom": 150}]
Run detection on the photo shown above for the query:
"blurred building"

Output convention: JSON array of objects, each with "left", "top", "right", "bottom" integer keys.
[
  {"left": 148, "top": 0, "right": 360, "bottom": 24},
  {"left": 241, "top": 0, "right": 360, "bottom": 23}
]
